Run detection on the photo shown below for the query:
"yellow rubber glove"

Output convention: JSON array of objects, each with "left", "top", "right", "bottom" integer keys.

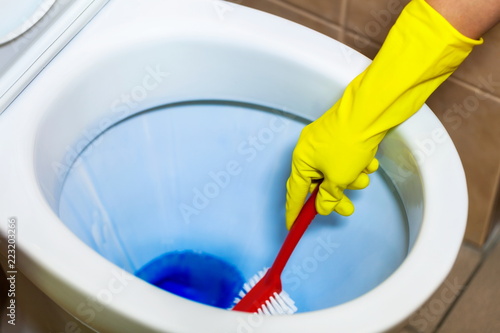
[{"left": 286, "top": 0, "right": 482, "bottom": 229}]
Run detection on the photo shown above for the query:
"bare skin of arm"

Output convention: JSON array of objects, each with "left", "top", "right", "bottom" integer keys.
[{"left": 426, "top": 0, "right": 500, "bottom": 39}]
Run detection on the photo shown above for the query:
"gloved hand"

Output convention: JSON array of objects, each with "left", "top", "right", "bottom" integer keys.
[{"left": 286, "top": 0, "right": 482, "bottom": 229}]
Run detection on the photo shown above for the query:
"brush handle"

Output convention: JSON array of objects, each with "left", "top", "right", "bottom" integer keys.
[
  {"left": 232, "top": 184, "right": 321, "bottom": 313},
  {"left": 267, "top": 183, "right": 320, "bottom": 278}
]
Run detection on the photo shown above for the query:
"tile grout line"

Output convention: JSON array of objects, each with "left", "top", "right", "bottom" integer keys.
[
  {"left": 431, "top": 239, "right": 500, "bottom": 332},
  {"left": 268, "top": 0, "right": 343, "bottom": 34},
  {"left": 482, "top": 220, "right": 500, "bottom": 255},
  {"left": 448, "top": 75, "right": 500, "bottom": 104},
  {"left": 431, "top": 268, "right": 478, "bottom": 332},
  {"left": 337, "top": 0, "right": 349, "bottom": 43},
  {"left": 482, "top": 167, "right": 500, "bottom": 244},
  {"left": 403, "top": 324, "right": 421, "bottom": 333}
]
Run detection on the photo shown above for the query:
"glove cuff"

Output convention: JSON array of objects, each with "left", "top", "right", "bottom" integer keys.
[{"left": 326, "top": 0, "right": 483, "bottom": 147}]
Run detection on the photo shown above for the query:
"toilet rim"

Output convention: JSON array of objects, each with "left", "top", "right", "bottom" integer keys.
[
  {"left": 0, "top": 105, "right": 467, "bottom": 332},
  {"left": 0, "top": 0, "right": 467, "bottom": 331}
]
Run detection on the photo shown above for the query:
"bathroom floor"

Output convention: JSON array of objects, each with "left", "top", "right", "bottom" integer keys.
[{"left": 397, "top": 223, "right": 500, "bottom": 333}]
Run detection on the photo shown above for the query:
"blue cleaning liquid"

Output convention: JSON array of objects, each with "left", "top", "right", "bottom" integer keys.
[
  {"left": 135, "top": 250, "right": 245, "bottom": 309},
  {"left": 58, "top": 101, "right": 409, "bottom": 312}
]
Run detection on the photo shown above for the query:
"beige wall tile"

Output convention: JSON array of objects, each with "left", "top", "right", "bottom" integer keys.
[
  {"left": 453, "top": 24, "right": 500, "bottom": 99},
  {"left": 427, "top": 80, "right": 500, "bottom": 245},
  {"left": 281, "top": 0, "right": 343, "bottom": 25},
  {"left": 345, "top": 0, "right": 409, "bottom": 44},
  {"left": 438, "top": 239, "right": 500, "bottom": 332},
  {"left": 234, "top": 0, "right": 341, "bottom": 40}
]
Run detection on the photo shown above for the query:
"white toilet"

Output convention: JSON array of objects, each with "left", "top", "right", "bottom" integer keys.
[{"left": 0, "top": 0, "right": 468, "bottom": 332}]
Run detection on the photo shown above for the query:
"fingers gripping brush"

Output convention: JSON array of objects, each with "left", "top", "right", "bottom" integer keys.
[{"left": 232, "top": 185, "right": 320, "bottom": 314}]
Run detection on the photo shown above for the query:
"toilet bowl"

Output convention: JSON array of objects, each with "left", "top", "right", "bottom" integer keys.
[{"left": 0, "top": 0, "right": 468, "bottom": 332}]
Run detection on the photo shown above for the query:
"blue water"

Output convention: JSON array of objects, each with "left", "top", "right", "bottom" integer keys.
[
  {"left": 58, "top": 100, "right": 409, "bottom": 312},
  {"left": 135, "top": 250, "right": 244, "bottom": 309}
]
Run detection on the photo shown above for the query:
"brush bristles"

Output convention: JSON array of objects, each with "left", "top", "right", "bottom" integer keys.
[
  {"left": 257, "top": 291, "right": 297, "bottom": 315},
  {"left": 233, "top": 268, "right": 298, "bottom": 315}
]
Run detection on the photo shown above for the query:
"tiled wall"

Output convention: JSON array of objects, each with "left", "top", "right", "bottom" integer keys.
[{"left": 230, "top": 0, "right": 500, "bottom": 246}]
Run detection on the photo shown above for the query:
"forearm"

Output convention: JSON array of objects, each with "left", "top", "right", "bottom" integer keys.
[{"left": 426, "top": 0, "right": 500, "bottom": 39}]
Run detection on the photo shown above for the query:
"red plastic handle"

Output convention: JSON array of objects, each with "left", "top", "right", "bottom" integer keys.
[
  {"left": 232, "top": 184, "right": 320, "bottom": 313},
  {"left": 267, "top": 184, "right": 320, "bottom": 278}
]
